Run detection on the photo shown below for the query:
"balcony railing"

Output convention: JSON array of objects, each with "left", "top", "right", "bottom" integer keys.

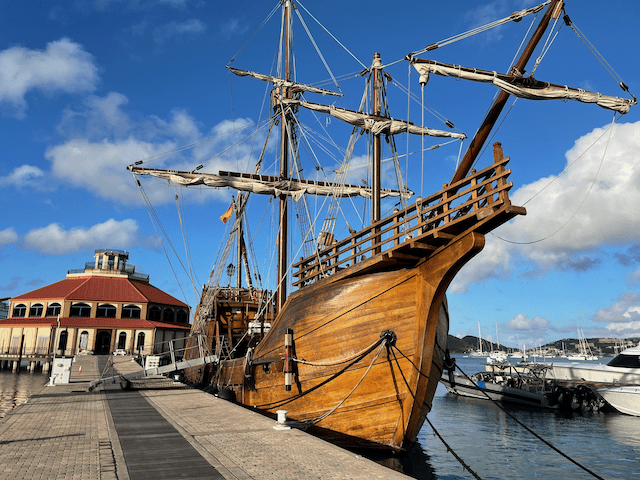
[{"left": 293, "top": 146, "right": 521, "bottom": 289}]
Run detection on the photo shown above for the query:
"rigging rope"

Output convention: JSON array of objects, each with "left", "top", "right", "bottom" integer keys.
[
  {"left": 493, "top": 113, "right": 618, "bottom": 245},
  {"left": 228, "top": 2, "right": 280, "bottom": 64},
  {"left": 565, "top": 15, "right": 636, "bottom": 101},
  {"left": 295, "top": 0, "right": 367, "bottom": 70},
  {"left": 131, "top": 172, "right": 190, "bottom": 305},
  {"left": 174, "top": 187, "right": 200, "bottom": 303},
  {"left": 387, "top": 1, "right": 551, "bottom": 68}
]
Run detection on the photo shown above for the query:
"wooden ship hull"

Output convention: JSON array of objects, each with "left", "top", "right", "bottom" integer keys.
[{"left": 211, "top": 145, "right": 525, "bottom": 450}]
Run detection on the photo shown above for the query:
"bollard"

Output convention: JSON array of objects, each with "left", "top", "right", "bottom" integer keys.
[{"left": 273, "top": 410, "right": 291, "bottom": 430}]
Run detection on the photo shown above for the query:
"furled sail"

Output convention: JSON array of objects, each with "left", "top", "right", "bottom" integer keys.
[
  {"left": 129, "top": 167, "right": 412, "bottom": 200},
  {"left": 227, "top": 66, "right": 342, "bottom": 97},
  {"left": 411, "top": 59, "right": 635, "bottom": 114},
  {"left": 281, "top": 98, "right": 466, "bottom": 138}
]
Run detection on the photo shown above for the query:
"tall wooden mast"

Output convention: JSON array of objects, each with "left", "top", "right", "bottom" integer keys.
[
  {"left": 450, "top": 0, "right": 564, "bottom": 185},
  {"left": 371, "top": 53, "right": 383, "bottom": 253},
  {"left": 276, "top": 0, "right": 292, "bottom": 311},
  {"left": 372, "top": 53, "right": 382, "bottom": 224}
]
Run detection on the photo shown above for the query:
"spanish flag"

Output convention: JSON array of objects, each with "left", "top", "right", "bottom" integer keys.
[{"left": 219, "top": 203, "right": 233, "bottom": 223}]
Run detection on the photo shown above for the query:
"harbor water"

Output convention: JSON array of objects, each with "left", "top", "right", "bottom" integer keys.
[
  {"left": 0, "top": 369, "right": 47, "bottom": 419},
  {"left": 2, "top": 357, "right": 639, "bottom": 479},
  {"left": 391, "top": 355, "right": 640, "bottom": 479}
]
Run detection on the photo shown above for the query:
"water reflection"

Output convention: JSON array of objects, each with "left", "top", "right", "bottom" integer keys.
[
  {"left": 0, "top": 370, "right": 47, "bottom": 418},
  {"left": 365, "top": 356, "right": 636, "bottom": 479}
]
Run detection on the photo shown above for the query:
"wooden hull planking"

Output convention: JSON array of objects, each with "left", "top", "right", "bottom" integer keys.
[{"left": 214, "top": 231, "right": 484, "bottom": 449}]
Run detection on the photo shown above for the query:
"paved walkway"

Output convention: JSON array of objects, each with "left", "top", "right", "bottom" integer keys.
[{"left": 0, "top": 355, "right": 410, "bottom": 480}]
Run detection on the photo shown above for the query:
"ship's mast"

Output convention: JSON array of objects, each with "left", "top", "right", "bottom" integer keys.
[
  {"left": 372, "top": 53, "right": 382, "bottom": 224},
  {"left": 276, "top": 0, "right": 292, "bottom": 311},
  {"left": 450, "top": 0, "right": 564, "bottom": 185},
  {"left": 372, "top": 53, "right": 383, "bottom": 252}
]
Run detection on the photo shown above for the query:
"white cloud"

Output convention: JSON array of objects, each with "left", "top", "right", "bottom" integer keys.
[
  {"left": 0, "top": 38, "right": 99, "bottom": 118},
  {"left": 508, "top": 313, "right": 550, "bottom": 331},
  {"left": 592, "top": 292, "right": 640, "bottom": 335},
  {"left": 23, "top": 219, "right": 141, "bottom": 254},
  {"left": 0, "top": 165, "right": 45, "bottom": 187},
  {"left": 220, "top": 18, "right": 249, "bottom": 39},
  {"left": 0, "top": 228, "right": 18, "bottom": 247},
  {"left": 47, "top": 92, "right": 261, "bottom": 205},
  {"left": 452, "top": 120, "right": 640, "bottom": 291},
  {"left": 153, "top": 19, "right": 207, "bottom": 45}
]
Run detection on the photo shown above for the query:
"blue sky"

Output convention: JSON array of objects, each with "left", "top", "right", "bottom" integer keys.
[{"left": 1, "top": 0, "right": 639, "bottom": 350}]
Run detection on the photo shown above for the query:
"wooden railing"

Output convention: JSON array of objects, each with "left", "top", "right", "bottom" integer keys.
[{"left": 293, "top": 144, "right": 518, "bottom": 289}]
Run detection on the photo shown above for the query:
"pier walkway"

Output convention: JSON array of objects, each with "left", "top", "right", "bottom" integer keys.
[{"left": 0, "top": 355, "right": 410, "bottom": 480}]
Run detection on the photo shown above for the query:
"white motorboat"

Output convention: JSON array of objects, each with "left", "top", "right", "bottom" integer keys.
[
  {"left": 441, "top": 363, "right": 554, "bottom": 408},
  {"left": 598, "top": 386, "right": 640, "bottom": 416},
  {"left": 545, "top": 343, "right": 640, "bottom": 383}
]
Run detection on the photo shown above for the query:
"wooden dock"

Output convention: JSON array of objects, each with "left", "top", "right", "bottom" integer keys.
[{"left": 0, "top": 354, "right": 411, "bottom": 479}]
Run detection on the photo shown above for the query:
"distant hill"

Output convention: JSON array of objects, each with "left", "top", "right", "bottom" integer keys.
[
  {"left": 446, "top": 335, "right": 509, "bottom": 353},
  {"left": 446, "top": 335, "right": 640, "bottom": 355}
]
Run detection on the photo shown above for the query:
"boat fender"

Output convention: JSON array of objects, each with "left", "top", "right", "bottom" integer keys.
[
  {"left": 443, "top": 349, "right": 456, "bottom": 387},
  {"left": 284, "top": 328, "right": 294, "bottom": 391},
  {"left": 243, "top": 348, "right": 253, "bottom": 379}
]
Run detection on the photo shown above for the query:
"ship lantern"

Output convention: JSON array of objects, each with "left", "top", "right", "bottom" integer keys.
[{"left": 226, "top": 263, "right": 236, "bottom": 277}]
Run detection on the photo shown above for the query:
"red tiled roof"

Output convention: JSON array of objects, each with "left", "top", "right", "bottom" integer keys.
[
  {"left": 11, "top": 276, "right": 188, "bottom": 308},
  {"left": 0, "top": 316, "right": 191, "bottom": 330},
  {"left": 129, "top": 280, "right": 188, "bottom": 307}
]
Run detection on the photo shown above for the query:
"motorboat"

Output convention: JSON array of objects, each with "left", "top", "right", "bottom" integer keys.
[
  {"left": 598, "top": 386, "right": 640, "bottom": 416},
  {"left": 441, "top": 362, "right": 554, "bottom": 408},
  {"left": 545, "top": 343, "right": 640, "bottom": 383}
]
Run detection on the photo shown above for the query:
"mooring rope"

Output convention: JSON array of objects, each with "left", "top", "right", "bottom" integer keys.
[
  {"left": 309, "top": 340, "right": 387, "bottom": 425},
  {"left": 390, "top": 344, "right": 605, "bottom": 479},
  {"left": 449, "top": 361, "right": 605, "bottom": 480},
  {"left": 249, "top": 334, "right": 387, "bottom": 410},
  {"left": 387, "top": 346, "right": 483, "bottom": 479}
]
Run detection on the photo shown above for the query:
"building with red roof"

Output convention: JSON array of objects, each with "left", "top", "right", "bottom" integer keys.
[{"left": 0, "top": 249, "right": 191, "bottom": 372}]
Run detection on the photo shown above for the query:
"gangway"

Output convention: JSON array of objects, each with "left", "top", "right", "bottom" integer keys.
[{"left": 88, "top": 334, "right": 218, "bottom": 391}]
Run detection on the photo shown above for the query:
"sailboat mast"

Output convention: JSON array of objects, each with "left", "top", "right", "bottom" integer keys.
[
  {"left": 450, "top": 0, "right": 564, "bottom": 185},
  {"left": 277, "top": 0, "right": 292, "bottom": 311}
]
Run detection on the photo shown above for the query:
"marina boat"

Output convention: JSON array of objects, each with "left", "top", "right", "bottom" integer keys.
[
  {"left": 598, "top": 386, "right": 640, "bottom": 416},
  {"left": 545, "top": 343, "right": 640, "bottom": 384},
  {"left": 566, "top": 328, "right": 598, "bottom": 361},
  {"left": 128, "top": 0, "right": 634, "bottom": 450},
  {"left": 441, "top": 362, "right": 554, "bottom": 408}
]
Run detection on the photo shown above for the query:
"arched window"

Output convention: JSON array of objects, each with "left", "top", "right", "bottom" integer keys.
[
  {"left": 122, "top": 305, "right": 141, "bottom": 319},
  {"left": 148, "top": 306, "right": 161, "bottom": 320},
  {"left": 70, "top": 303, "right": 91, "bottom": 317},
  {"left": 176, "top": 309, "right": 188, "bottom": 323},
  {"left": 46, "top": 303, "right": 61, "bottom": 316},
  {"left": 12, "top": 304, "right": 26, "bottom": 317},
  {"left": 58, "top": 331, "right": 68, "bottom": 352},
  {"left": 136, "top": 332, "right": 145, "bottom": 352},
  {"left": 29, "top": 303, "right": 43, "bottom": 317},
  {"left": 117, "top": 332, "right": 127, "bottom": 350},
  {"left": 96, "top": 304, "right": 117, "bottom": 318},
  {"left": 162, "top": 308, "right": 175, "bottom": 322}
]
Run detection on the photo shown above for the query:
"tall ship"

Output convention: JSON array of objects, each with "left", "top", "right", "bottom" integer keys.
[{"left": 128, "top": 0, "right": 634, "bottom": 450}]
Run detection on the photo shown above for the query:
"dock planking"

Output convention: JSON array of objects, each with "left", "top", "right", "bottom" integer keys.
[{"left": 0, "top": 354, "right": 410, "bottom": 480}]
